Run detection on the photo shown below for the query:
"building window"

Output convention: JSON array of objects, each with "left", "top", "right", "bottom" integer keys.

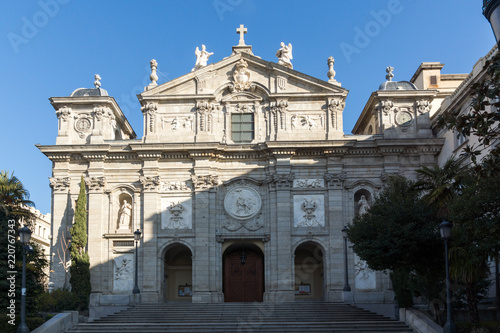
[
  {"left": 456, "top": 132, "right": 467, "bottom": 148},
  {"left": 231, "top": 113, "right": 254, "bottom": 143}
]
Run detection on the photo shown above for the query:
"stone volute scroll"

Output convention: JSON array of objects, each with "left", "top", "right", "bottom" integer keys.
[
  {"left": 49, "top": 177, "right": 71, "bottom": 192},
  {"left": 84, "top": 176, "right": 106, "bottom": 193},
  {"left": 276, "top": 42, "right": 293, "bottom": 69}
]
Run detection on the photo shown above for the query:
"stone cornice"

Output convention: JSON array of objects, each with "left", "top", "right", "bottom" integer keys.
[{"left": 37, "top": 137, "right": 445, "bottom": 164}]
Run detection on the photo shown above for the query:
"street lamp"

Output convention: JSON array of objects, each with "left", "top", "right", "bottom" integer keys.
[
  {"left": 342, "top": 226, "right": 351, "bottom": 292},
  {"left": 439, "top": 221, "right": 457, "bottom": 333},
  {"left": 484, "top": 0, "right": 500, "bottom": 46},
  {"left": 17, "top": 225, "right": 32, "bottom": 333},
  {"left": 133, "top": 229, "right": 141, "bottom": 294}
]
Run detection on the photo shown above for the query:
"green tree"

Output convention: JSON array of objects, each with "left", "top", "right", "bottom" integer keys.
[
  {"left": 69, "top": 176, "right": 91, "bottom": 311},
  {"left": 0, "top": 170, "right": 34, "bottom": 216},
  {"left": 439, "top": 52, "right": 500, "bottom": 177},
  {"left": 347, "top": 175, "right": 443, "bottom": 308},
  {"left": 0, "top": 171, "right": 47, "bottom": 323},
  {"left": 447, "top": 174, "right": 500, "bottom": 324},
  {"left": 414, "top": 157, "right": 465, "bottom": 218}
]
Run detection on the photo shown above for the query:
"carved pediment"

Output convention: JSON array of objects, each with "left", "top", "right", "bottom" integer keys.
[{"left": 139, "top": 53, "right": 347, "bottom": 99}]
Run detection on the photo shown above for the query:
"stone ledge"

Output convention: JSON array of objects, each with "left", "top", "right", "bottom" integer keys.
[
  {"left": 31, "top": 311, "right": 78, "bottom": 333},
  {"left": 400, "top": 308, "right": 442, "bottom": 333}
]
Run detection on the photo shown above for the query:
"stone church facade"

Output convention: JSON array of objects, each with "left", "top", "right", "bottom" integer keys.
[{"left": 38, "top": 28, "right": 463, "bottom": 316}]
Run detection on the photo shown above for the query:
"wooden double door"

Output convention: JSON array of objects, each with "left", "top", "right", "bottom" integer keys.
[{"left": 223, "top": 248, "right": 264, "bottom": 302}]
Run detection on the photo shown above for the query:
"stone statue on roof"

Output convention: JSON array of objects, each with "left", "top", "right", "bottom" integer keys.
[
  {"left": 192, "top": 44, "right": 214, "bottom": 71},
  {"left": 276, "top": 42, "right": 293, "bottom": 69}
]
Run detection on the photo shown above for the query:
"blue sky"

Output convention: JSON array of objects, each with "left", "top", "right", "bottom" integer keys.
[{"left": 1, "top": 0, "right": 495, "bottom": 214}]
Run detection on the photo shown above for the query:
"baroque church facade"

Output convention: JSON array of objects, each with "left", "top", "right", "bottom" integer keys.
[{"left": 38, "top": 26, "right": 472, "bottom": 316}]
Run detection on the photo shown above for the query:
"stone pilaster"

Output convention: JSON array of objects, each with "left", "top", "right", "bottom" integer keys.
[
  {"left": 139, "top": 174, "right": 161, "bottom": 303},
  {"left": 85, "top": 176, "right": 107, "bottom": 293},
  {"left": 48, "top": 176, "right": 72, "bottom": 289},
  {"left": 324, "top": 166, "right": 347, "bottom": 302},
  {"left": 191, "top": 174, "right": 220, "bottom": 302},
  {"left": 265, "top": 168, "right": 295, "bottom": 302}
]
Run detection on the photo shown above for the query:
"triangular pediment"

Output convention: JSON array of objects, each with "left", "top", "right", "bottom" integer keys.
[{"left": 140, "top": 52, "right": 347, "bottom": 100}]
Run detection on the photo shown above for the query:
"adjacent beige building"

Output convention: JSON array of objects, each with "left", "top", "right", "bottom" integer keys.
[{"left": 38, "top": 27, "right": 495, "bottom": 317}]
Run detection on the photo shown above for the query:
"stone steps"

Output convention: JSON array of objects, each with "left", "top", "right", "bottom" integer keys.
[{"left": 66, "top": 302, "right": 413, "bottom": 333}]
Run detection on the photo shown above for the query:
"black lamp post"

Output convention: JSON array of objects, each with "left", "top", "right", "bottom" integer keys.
[
  {"left": 17, "top": 225, "right": 32, "bottom": 333},
  {"left": 133, "top": 229, "right": 141, "bottom": 294},
  {"left": 439, "top": 221, "right": 457, "bottom": 333},
  {"left": 342, "top": 226, "right": 351, "bottom": 292},
  {"left": 484, "top": 0, "right": 500, "bottom": 46}
]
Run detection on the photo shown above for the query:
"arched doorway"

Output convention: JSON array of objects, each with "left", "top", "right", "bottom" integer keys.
[
  {"left": 163, "top": 244, "right": 192, "bottom": 301},
  {"left": 294, "top": 242, "right": 324, "bottom": 300},
  {"left": 223, "top": 243, "right": 264, "bottom": 302}
]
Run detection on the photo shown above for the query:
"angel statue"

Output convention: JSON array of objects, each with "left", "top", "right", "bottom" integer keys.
[
  {"left": 192, "top": 44, "right": 214, "bottom": 71},
  {"left": 276, "top": 42, "right": 293, "bottom": 69}
]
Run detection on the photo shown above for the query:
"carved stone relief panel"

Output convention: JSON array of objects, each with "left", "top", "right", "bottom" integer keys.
[
  {"left": 161, "top": 196, "right": 192, "bottom": 230},
  {"left": 224, "top": 186, "right": 261, "bottom": 221},
  {"left": 354, "top": 254, "right": 376, "bottom": 291},
  {"left": 293, "top": 195, "right": 325, "bottom": 228},
  {"left": 161, "top": 115, "right": 194, "bottom": 131},
  {"left": 161, "top": 181, "right": 191, "bottom": 192},
  {"left": 222, "top": 186, "right": 263, "bottom": 232},
  {"left": 291, "top": 114, "right": 324, "bottom": 130},
  {"left": 293, "top": 179, "right": 324, "bottom": 188},
  {"left": 113, "top": 254, "right": 134, "bottom": 292}
]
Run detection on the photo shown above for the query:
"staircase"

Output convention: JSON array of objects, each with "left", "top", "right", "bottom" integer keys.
[{"left": 66, "top": 302, "right": 413, "bottom": 333}]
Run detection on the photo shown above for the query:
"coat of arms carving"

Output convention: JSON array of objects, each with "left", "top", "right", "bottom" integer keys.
[{"left": 232, "top": 59, "right": 251, "bottom": 91}]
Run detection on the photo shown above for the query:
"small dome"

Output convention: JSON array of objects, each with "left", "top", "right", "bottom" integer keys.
[
  {"left": 378, "top": 80, "right": 417, "bottom": 91},
  {"left": 70, "top": 87, "right": 109, "bottom": 97}
]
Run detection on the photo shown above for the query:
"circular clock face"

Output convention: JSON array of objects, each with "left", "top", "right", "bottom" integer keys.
[
  {"left": 75, "top": 118, "right": 91, "bottom": 132},
  {"left": 395, "top": 111, "right": 412, "bottom": 126}
]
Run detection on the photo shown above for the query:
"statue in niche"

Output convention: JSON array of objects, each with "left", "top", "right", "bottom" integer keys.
[
  {"left": 118, "top": 200, "right": 132, "bottom": 229},
  {"left": 358, "top": 195, "right": 370, "bottom": 215},
  {"left": 276, "top": 42, "right": 293, "bottom": 69},
  {"left": 192, "top": 44, "right": 214, "bottom": 71}
]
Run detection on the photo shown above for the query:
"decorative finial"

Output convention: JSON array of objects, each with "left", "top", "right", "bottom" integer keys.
[
  {"left": 192, "top": 45, "right": 214, "bottom": 71},
  {"left": 94, "top": 74, "right": 101, "bottom": 88},
  {"left": 236, "top": 24, "right": 247, "bottom": 46},
  {"left": 276, "top": 42, "right": 293, "bottom": 69},
  {"left": 327, "top": 56, "right": 336, "bottom": 80},
  {"left": 386, "top": 66, "right": 394, "bottom": 81},
  {"left": 150, "top": 59, "right": 158, "bottom": 86}
]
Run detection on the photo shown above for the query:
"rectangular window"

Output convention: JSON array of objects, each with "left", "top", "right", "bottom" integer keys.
[{"left": 231, "top": 113, "right": 254, "bottom": 143}]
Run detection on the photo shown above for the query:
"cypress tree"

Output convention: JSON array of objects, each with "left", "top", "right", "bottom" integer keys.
[{"left": 69, "top": 175, "right": 91, "bottom": 311}]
